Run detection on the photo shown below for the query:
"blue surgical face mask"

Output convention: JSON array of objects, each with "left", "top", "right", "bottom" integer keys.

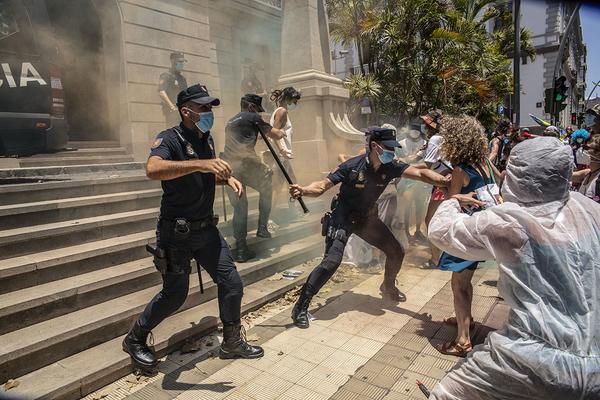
[
  {"left": 196, "top": 111, "right": 214, "bottom": 134},
  {"left": 185, "top": 108, "right": 214, "bottom": 134},
  {"left": 288, "top": 102, "right": 298, "bottom": 111},
  {"left": 174, "top": 62, "right": 184, "bottom": 72},
  {"left": 376, "top": 144, "right": 395, "bottom": 164}
]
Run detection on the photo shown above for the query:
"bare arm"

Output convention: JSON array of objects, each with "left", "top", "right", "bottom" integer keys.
[
  {"left": 488, "top": 139, "right": 499, "bottom": 163},
  {"left": 158, "top": 90, "right": 177, "bottom": 111},
  {"left": 448, "top": 167, "right": 467, "bottom": 197},
  {"left": 146, "top": 156, "right": 232, "bottom": 181},
  {"left": 572, "top": 168, "right": 591, "bottom": 184},
  {"left": 267, "top": 127, "right": 286, "bottom": 140},
  {"left": 402, "top": 165, "right": 449, "bottom": 187},
  {"left": 289, "top": 178, "right": 334, "bottom": 198}
]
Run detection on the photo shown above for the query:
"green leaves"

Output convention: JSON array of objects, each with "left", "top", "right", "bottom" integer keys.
[{"left": 326, "top": 0, "right": 535, "bottom": 129}]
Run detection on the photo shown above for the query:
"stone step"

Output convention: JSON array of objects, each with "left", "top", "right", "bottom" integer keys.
[
  {"left": 0, "top": 208, "right": 160, "bottom": 260},
  {"left": 19, "top": 155, "right": 135, "bottom": 168},
  {"left": 0, "top": 200, "right": 319, "bottom": 292},
  {"left": 0, "top": 214, "right": 321, "bottom": 333},
  {"left": 28, "top": 148, "right": 129, "bottom": 158},
  {"left": 0, "top": 174, "right": 157, "bottom": 206},
  {"left": 0, "top": 231, "right": 155, "bottom": 294},
  {"left": 0, "top": 187, "right": 285, "bottom": 260},
  {"left": 8, "top": 253, "right": 317, "bottom": 400},
  {"left": 0, "top": 188, "right": 163, "bottom": 229},
  {"left": 67, "top": 141, "right": 121, "bottom": 149},
  {"left": 0, "top": 162, "right": 145, "bottom": 178},
  {"left": 0, "top": 236, "right": 323, "bottom": 384}
]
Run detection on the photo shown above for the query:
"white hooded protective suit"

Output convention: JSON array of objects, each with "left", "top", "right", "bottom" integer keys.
[{"left": 428, "top": 137, "right": 600, "bottom": 400}]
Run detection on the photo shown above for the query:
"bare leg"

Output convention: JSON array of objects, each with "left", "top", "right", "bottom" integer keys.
[
  {"left": 425, "top": 198, "right": 443, "bottom": 264},
  {"left": 451, "top": 269, "right": 476, "bottom": 345}
]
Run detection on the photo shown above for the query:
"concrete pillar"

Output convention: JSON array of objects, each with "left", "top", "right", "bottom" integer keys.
[{"left": 279, "top": 0, "right": 362, "bottom": 183}]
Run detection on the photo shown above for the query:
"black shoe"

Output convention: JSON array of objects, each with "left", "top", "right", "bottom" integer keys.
[
  {"left": 233, "top": 244, "right": 256, "bottom": 263},
  {"left": 292, "top": 290, "right": 313, "bottom": 329},
  {"left": 380, "top": 281, "right": 407, "bottom": 302},
  {"left": 256, "top": 225, "right": 272, "bottom": 238},
  {"left": 122, "top": 322, "right": 158, "bottom": 373},
  {"left": 219, "top": 324, "right": 264, "bottom": 359}
]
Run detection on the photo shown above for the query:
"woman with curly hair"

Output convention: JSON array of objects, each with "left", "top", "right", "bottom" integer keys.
[{"left": 436, "top": 115, "right": 502, "bottom": 357}]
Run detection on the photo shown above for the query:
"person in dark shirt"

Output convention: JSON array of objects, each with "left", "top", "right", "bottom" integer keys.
[
  {"left": 122, "top": 84, "right": 264, "bottom": 375},
  {"left": 288, "top": 127, "right": 449, "bottom": 329},
  {"left": 158, "top": 52, "right": 188, "bottom": 128},
  {"left": 222, "top": 94, "right": 286, "bottom": 262}
]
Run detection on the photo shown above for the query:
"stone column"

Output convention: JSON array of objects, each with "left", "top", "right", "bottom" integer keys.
[{"left": 279, "top": 0, "right": 363, "bottom": 183}]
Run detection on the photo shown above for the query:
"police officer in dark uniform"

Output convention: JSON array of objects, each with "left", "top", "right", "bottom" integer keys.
[
  {"left": 288, "top": 127, "right": 449, "bottom": 329},
  {"left": 159, "top": 52, "right": 188, "bottom": 128},
  {"left": 221, "top": 94, "right": 287, "bottom": 262},
  {"left": 122, "top": 84, "right": 264, "bottom": 374}
]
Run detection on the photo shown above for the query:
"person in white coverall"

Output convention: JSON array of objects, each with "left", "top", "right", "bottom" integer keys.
[{"left": 428, "top": 137, "right": 600, "bottom": 400}]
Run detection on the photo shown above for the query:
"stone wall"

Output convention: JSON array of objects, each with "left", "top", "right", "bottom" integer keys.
[{"left": 115, "top": 0, "right": 282, "bottom": 160}]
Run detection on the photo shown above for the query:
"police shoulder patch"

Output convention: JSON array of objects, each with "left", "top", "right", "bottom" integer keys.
[{"left": 151, "top": 137, "right": 163, "bottom": 149}]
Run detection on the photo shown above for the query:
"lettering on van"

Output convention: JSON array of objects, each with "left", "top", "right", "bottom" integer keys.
[{"left": 0, "top": 62, "right": 47, "bottom": 88}]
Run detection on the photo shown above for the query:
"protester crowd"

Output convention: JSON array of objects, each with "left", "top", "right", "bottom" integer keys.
[{"left": 144, "top": 67, "right": 599, "bottom": 399}]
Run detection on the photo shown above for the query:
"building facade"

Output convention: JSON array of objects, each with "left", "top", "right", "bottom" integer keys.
[{"left": 517, "top": 0, "right": 586, "bottom": 130}]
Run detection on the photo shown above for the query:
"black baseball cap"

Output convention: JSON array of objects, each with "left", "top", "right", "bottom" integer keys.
[
  {"left": 177, "top": 84, "right": 220, "bottom": 107},
  {"left": 242, "top": 93, "right": 265, "bottom": 112},
  {"left": 367, "top": 127, "right": 401, "bottom": 148}
]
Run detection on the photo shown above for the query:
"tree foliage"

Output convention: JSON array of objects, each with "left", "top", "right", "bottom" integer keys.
[{"left": 327, "top": 0, "right": 536, "bottom": 128}]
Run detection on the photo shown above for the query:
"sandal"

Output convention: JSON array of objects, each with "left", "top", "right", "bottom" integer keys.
[
  {"left": 438, "top": 340, "right": 472, "bottom": 357},
  {"left": 443, "top": 316, "right": 475, "bottom": 329}
]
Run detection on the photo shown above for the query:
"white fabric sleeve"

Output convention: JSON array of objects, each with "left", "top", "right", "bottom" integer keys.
[
  {"left": 428, "top": 199, "right": 527, "bottom": 262},
  {"left": 423, "top": 136, "right": 441, "bottom": 165}
]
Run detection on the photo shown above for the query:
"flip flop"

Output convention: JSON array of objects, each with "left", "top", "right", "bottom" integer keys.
[
  {"left": 443, "top": 316, "right": 476, "bottom": 329},
  {"left": 438, "top": 340, "right": 472, "bottom": 357}
]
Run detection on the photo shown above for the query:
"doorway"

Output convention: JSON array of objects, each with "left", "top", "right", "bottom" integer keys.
[{"left": 45, "top": 0, "right": 110, "bottom": 141}]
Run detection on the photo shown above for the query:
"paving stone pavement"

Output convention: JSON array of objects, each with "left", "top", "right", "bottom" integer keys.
[{"left": 86, "top": 246, "right": 507, "bottom": 400}]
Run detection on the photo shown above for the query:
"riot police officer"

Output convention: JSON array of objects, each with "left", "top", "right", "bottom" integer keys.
[
  {"left": 221, "top": 94, "right": 286, "bottom": 262},
  {"left": 122, "top": 84, "right": 264, "bottom": 374},
  {"left": 158, "top": 52, "right": 188, "bottom": 128},
  {"left": 288, "top": 127, "right": 449, "bottom": 329}
]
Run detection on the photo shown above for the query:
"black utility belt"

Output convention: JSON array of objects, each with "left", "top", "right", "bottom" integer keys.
[{"left": 159, "top": 215, "right": 219, "bottom": 231}]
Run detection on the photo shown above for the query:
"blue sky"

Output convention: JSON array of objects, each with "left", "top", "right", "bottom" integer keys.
[{"left": 581, "top": 3, "right": 600, "bottom": 97}]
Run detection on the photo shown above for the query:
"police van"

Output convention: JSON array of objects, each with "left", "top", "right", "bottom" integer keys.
[{"left": 0, "top": 0, "right": 68, "bottom": 156}]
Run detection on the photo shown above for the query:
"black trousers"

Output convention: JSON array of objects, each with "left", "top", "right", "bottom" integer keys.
[
  {"left": 226, "top": 157, "right": 273, "bottom": 242},
  {"left": 137, "top": 223, "right": 243, "bottom": 331},
  {"left": 304, "top": 215, "right": 406, "bottom": 297}
]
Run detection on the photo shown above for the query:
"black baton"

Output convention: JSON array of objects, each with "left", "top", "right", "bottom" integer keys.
[{"left": 257, "top": 129, "right": 309, "bottom": 214}]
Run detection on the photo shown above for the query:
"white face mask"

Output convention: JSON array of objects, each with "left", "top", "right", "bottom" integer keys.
[{"left": 288, "top": 103, "right": 298, "bottom": 111}]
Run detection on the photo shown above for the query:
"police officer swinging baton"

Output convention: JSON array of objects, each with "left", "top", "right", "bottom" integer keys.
[{"left": 256, "top": 128, "right": 309, "bottom": 214}]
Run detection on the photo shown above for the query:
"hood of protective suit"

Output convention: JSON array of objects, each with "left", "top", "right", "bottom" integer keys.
[{"left": 502, "top": 137, "right": 573, "bottom": 206}]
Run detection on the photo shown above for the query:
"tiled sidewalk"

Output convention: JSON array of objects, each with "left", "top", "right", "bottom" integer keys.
[{"left": 88, "top": 248, "right": 506, "bottom": 400}]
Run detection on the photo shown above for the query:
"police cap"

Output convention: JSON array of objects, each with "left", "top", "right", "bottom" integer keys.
[
  {"left": 177, "top": 84, "right": 220, "bottom": 107},
  {"left": 242, "top": 93, "right": 265, "bottom": 112},
  {"left": 366, "top": 127, "right": 401, "bottom": 148},
  {"left": 170, "top": 52, "right": 187, "bottom": 61}
]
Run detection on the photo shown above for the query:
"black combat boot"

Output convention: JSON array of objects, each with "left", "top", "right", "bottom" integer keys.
[
  {"left": 380, "top": 279, "right": 407, "bottom": 302},
  {"left": 122, "top": 321, "right": 158, "bottom": 373},
  {"left": 233, "top": 240, "right": 256, "bottom": 263},
  {"left": 219, "top": 324, "right": 264, "bottom": 359},
  {"left": 291, "top": 288, "right": 313, "bottom": 329},
  {"left": 256, "top": 225, "right": 272, "bottom": 238}
]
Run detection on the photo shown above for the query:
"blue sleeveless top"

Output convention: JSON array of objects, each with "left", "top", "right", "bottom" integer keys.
[{"left": 437, "top": 163, "right": 492, "bottom": 273}]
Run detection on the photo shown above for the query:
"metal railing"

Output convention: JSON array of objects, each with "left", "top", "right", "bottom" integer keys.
[{"left": 253, "top": 0, "right": 282, "bottom": 9}]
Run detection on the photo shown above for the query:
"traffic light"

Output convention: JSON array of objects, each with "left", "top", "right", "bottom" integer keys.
[
  {"left": 571, "top": 112, "right": 577, "bottom": 125},
  {"left": 544, "top": 88, "right": 553, "bottom": 114},
  {"left": 554, "top": 76, "right": 568, "bottom": 112}
]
